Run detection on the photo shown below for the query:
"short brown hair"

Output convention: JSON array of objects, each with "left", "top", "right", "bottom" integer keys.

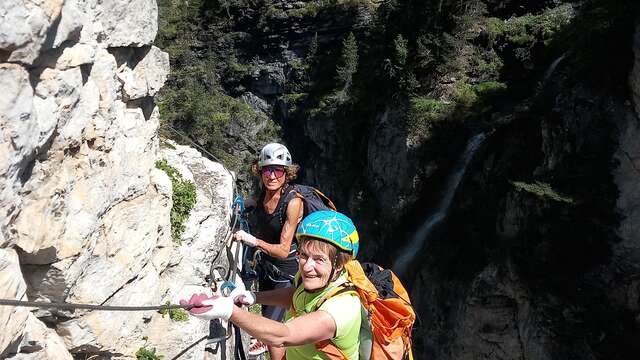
[
  {"left": 251, "top": 160, "right": 300, "bottom": 181},
  {"left": 297, "top": 236, "right": 353, "bottom": 269}
]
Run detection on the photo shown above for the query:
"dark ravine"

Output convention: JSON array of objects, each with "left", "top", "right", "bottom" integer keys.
[
  {"left": 406, "top": 30, "right": 640, "bottom": 360},
  {"left": 393, "top": 132, "right": 487, "bottom": 277}
]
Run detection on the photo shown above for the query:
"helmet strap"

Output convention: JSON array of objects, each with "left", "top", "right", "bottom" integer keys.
[
  {"left": 327, "top": 253, "right": 341, "bottom": 284},
  {"left": 314, "top": 253, "right": 340, "bottom": 292}
]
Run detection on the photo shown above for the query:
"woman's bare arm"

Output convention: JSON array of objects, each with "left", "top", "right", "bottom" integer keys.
[
  {"left": 255, "top": 196, "right": 303, "bottom": 259},
  {"left": 230, "top": 306, "right": 336, "bottom": 347}
]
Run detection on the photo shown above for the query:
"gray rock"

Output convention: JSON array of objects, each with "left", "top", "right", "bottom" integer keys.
[
  {"left": 78, "top": 0, "right": 158, "bottom": 47},
  {"left": 0, "top": 1, "right": 233, "bottom": 358},
  {"left": 241, "top": 92, "right": 272, "bottom": 115},
  {"left": 631, "top": 24, "right": 640, "bottom": 118},
  {"left": 12, "top": 313, "right": 73, "bottom": 360},
  {"left": 0, "top": 0, "right": 82, "bottom": 65},
  {"left": 117, "top": 46, "right": 170, "bottom": 100},
  {"left": 251, "top": 63, "right": 286, "bottom": 96},
  {"left": 0, "top": 248, "right": 29, "bottom": 358}
]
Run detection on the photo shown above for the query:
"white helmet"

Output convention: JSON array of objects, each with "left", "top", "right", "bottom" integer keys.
[{"left": 258, "top": 143, "right": 292, "bottom": 167}]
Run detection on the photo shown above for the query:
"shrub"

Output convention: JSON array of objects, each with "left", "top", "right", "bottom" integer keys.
[
  {"left": 485, "top": 4, "right": 574, "bottom": 47},
  {"left": 411, "top": 98, "right": 451, "bottom": 122},
  {"left": 512, "top": 181, "right": 574, "bottom": 204},
  {"left": 336, "top": 32, "right": 359, "bottom": 91},
  {"left": 453, "top": 83, "right": 478, "bottom": 108},
  {"left": 136, "top": 347, "right": 164, "bottom": 360},
  {"left": 280, "top": 93, "right": 308, "bottom": 114},
  {"left": 159, "top": 301, "right": 189, "bottom": 321},
  {"left": 407, "top": 97, "right": 453, "bottom": 140},
  {"left": 155, "top": 160, "right": 197, "bottom": 242},
  {"left": 472, "top": 81, "right": 507, "bottom": 96}
]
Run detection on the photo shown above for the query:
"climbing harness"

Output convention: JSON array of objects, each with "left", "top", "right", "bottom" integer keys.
[
  {"left": 220, "top": 196, "right": 249, "bottom": 296},
  {"left": 204, "top": 195, "right": 253, "bottom": 360}
]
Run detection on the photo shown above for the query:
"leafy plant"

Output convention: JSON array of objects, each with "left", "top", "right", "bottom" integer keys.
[
  {"left": 136, "top": 346, "right": 164, "bottom": 360},
  {"left": 159, "top": 301, "right": 190, "bottom": 321},
  {"left": 155, "top": 160, "right": 197, "bottom": 242}
]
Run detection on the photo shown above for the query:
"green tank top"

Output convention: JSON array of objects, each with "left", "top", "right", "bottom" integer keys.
[{"left": 284, "top": 272, "right": 362, "bottom": 360}]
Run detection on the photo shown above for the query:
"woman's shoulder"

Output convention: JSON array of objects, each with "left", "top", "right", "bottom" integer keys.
[{"left": 319, "top": 291, "right": 361, "bottom": 313}]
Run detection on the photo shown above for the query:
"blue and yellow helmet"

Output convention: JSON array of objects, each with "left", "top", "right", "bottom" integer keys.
[{"left": 295, "top": 210, "right": 359, "bottom": 257}]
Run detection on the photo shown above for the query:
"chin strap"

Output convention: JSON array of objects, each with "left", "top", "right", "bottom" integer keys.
[{"left": 320, "top": 254, "right": 341, "bottom": 291}]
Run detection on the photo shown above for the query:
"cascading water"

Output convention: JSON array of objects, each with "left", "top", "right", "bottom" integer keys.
[
  {"left": 393, "top": 133, "right": 487, "bottom": 276},
  {"left": 543, "top": 53, "right": 566, "bottom": 85}
]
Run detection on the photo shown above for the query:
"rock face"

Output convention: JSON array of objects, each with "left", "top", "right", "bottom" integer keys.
[
  {"left": 0, "top": 1, "right": 235, "bottom": 359},
  {"left": 0, "top": 249, "right": 30, "bottom": 358},
  {"left": 406, "top": 19, "right": 640, "bottom": 360},
  {"left": 630, "top": 24, "right": 640, "bottom": 118}
]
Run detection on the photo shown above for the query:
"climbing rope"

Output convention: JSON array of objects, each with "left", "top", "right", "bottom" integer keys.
[
  {"left": 220, "top": 196, "right": 249, "bottom": 296},
  {"left": 205, "top": 196, "right": 249, "bottom": 348}
]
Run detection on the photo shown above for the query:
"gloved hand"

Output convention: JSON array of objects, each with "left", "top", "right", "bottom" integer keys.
[
  {"left": 180, "top": 293, "right": 234, "bottom": 321},
  {"left": 234, "top": 230, "right": 257, "bottom": 247},
  {"left": 228, "top": 287, "right": 256, "bottom": 306}
]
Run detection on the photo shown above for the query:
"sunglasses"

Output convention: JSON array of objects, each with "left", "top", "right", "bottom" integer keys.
[{"left": 261, "top": 166, "right": 286, "bottom": 178}]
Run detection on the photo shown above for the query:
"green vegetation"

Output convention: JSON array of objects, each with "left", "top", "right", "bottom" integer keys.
[
  {"left": 155, "top": 160, "right": 197, "bottom": 242},
  {"left": 156, "top": 0, "right": 282, "bottom": 175},
  {"left": 407, "top": 80, "right": 506, "bottom": 138},
  {"left": 511, "top": 181, "right": 575, "bottom": 204},
  {"left": 264, "top": 0, "right": 376, "bottom": 20},
  {"left": 452, "top": 81, "right": 507, "bottom": 110},
  {"left": 288, "top": 2, "right": 322, "bottom": 18},
  {"left": 484, "top": 4, "right": 574, "bottom": 46},
  {"left": 136, "top": 347, "right": 164, "bottom": 360},
  {"left": 410, "top": 98, "right": 452, "bottom": 123},
  {"left": 472, "top": 81, "right": 507, "bottom": 96},
  {"left": 280, "top": 93, "right": 308, "bottom": 114},
  {"left": 249, "top": 303, "right": 261, "bottom": 314},
  {"left": 406, "top": 97, "right": 452, "bottom": 141},
  {"left": 336, "top": 32, "right": 359, "bottom": 95},
  {"left": 159, "top": 301, "right": 190, "bottom": 321}
]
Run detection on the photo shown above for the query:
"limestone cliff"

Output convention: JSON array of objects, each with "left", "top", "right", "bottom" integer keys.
[{"left": 1, "top": 1, "right": 235, "bottom": 359}]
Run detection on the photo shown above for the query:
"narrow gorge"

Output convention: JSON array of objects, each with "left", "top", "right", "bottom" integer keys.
[{"left": 2, "top": 0, "right": 640, "bottom": 359}]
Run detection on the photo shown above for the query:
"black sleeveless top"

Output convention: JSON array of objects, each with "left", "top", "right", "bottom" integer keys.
[{"left": 253, "top": 185, "right": 298, "bottom": 276}]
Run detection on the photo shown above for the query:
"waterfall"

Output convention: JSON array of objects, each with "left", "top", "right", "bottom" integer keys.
[
  {"left": 393, "top": 133, "right": 487, "bottom": 276},
  {"left": 543, "top": 53, "right": 566, "bottom": 84}
]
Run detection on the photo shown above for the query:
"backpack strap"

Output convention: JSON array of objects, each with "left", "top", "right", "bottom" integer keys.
[
  {"left": 278, "top": 184, "right": 302, "bottom": 226},
  {"left": 315, "top": 340, "right": 348, "bottom": 360},
  {"left": 314, "top": 284, "right": 358, "bottom": 311},
  {"left": 311, "top": 188, "right": 337, "bottom": 211},
  {"left": 313, "top": 284, "right": 359, "bottom": 360}
]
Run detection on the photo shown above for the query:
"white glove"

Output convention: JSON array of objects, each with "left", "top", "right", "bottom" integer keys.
[
  {"left": 234, "top": 230, "right": 257, "bottom": 247},
  {"left": 180, "top": 294, "right": 234, "bottom": 321},
  {"left": 228, "top": 287, "right": 256, "bottom": 306}
]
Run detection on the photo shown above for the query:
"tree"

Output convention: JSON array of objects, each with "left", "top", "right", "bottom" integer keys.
[
  {"left": 336, "top": 32, "right": 359, "bottom": 93},
  {"left": 306, "top": 32, "right": 319, "bottom": 65}
]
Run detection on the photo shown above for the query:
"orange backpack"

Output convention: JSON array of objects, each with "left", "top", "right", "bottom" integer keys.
[{"left": 313, "top": 261, "right": 416, "bottom": 360}]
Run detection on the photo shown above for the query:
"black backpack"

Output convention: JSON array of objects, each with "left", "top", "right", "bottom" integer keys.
[{"left": 278, "top": 184, "right": 336, "bottom": 225}]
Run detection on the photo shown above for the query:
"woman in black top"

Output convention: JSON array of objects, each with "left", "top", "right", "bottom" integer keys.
[{"left": 233, "top": 143, "right": 303, "bottom": 359}]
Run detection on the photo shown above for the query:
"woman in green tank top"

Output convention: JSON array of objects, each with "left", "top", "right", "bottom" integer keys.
[{"left": 181, "top": 211, "right": 362, "bottom": 360}]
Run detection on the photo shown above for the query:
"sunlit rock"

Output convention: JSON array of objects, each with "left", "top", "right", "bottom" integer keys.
[{"left": 0, "top": 249, "right": 29, "bottom": 358}]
